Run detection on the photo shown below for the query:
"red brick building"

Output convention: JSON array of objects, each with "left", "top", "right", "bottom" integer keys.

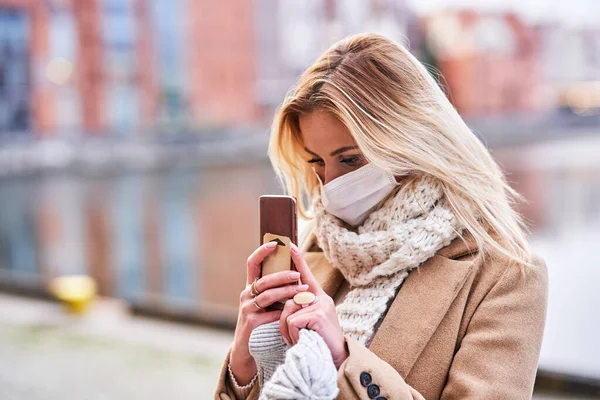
[
  {"left": 422, "top": 10, "right": 542, "bottom": 116},
  {"left": 0, "top": 0, "right": 417, "bottom": 136},
  {"left": 0, "top": 0, "right": 261, "bottom": 135}
]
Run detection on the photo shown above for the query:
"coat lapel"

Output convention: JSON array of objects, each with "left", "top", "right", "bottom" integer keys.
[
  {"left": 301, "top": 229, "right": 346, "bottom": 298},
  {"left": 304, "top": 251, "right": 345, "bottom": 297},
  {"left": 368, "top": 233, "right": 478, "bottom": 378}
]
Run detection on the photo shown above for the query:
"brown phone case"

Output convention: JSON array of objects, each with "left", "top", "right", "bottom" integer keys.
[
  {"left": 259, "top": 195, "right": 298, "bottom": 309},
  {"left": 259, "top": 195, "right": 298, "bottom": 269}
]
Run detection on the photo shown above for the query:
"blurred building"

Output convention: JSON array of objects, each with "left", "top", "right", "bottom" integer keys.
[
  {"left": 0, "top": 0, "right": 415, "bottom": 137},
  {"left": 0, "top": 0, "right": 147, "bottom": 134},
  {"left": 0, "top": 0, "right": 261, "bottom": 135},
  {"left": 421, "top": 10, "right": 541, "bottom": 116},
  {"left": 255, "top": 0, "right": 416, "bottom": 113},
  {"left": 421, "top": 8, "right": 600, "bottom": 117},
  {"left": 537, "top": 21, "right": 600, "bottom": 114}
]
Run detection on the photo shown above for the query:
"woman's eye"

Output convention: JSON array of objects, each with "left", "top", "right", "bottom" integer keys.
[
  {"left": 307, "top": 158, "right": 325, "bottom": 166},
  {"left": 340, "top": 155, "right": 363, "bottom": 166}
]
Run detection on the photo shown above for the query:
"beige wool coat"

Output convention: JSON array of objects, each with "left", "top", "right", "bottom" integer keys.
[{"left": 214, "top": 230, "right": 548, "bottom": 399}]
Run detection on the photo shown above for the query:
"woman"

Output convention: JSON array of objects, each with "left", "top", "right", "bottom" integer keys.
[{"left": 214, "top": 33, "right": 547, "bottom": 399}]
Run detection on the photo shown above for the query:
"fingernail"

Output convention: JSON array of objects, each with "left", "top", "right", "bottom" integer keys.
[
  {"left": 295, "top": 284, "right": 309, "bottom": 292},
  {"left": 266, "top": 241, "right": 277, "bottom": 248},
  {"left": 290, "top": 243, "right": 300, "bottom": 254},
  {"left": 288, "top": 271, "right": 300, "bottom": 279},
  {"left": 283, "top": 337, "right": 290, "bottom": 346}
]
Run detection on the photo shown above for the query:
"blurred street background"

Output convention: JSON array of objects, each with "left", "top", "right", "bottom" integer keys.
[{"left": 0, "top": 0, "right": 599, "bottom": 398}]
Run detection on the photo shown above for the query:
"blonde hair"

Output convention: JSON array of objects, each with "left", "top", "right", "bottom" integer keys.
[{"left": 269, "top": 32, "right": 533, "bottom": 268}]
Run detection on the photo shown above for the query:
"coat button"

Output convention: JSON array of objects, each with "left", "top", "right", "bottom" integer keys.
[
  {"left": 367, "top": 384, "right": 380, "bottom": 398},
  {"left": 360, "top": 372, "right": 372, "bottom": 387}
]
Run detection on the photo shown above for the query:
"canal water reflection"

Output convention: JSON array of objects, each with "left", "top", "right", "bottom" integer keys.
[
  {"left": 0, "top": 160, "right": 281, "bottom": 325},
  {"left": 1, "top": 136, "right": 600, "bottom": 381}
]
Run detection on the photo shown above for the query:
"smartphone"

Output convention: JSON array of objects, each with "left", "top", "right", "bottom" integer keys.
[{"left": 258, "top": 195, "right": 298, "bottom": 277}]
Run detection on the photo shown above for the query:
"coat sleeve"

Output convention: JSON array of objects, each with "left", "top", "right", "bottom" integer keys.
[
  {"left": 337, "top": 256, "right": 548, "bottom": 400},
  {"left": 213, "top": 347, "right": 262, "bottom": 400},
  {"left": 440, "top": 255, "right": 548, "bottom": 399}
]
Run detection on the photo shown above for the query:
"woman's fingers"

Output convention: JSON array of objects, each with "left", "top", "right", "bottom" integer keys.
[
  {"left": 290, "top": 243, "right": 325, "bottom": 295},
  {"left": 283, "top": 295, "right": 339, "bottom": 344},
  {"left": 251, "top": 283, "right": 308, "bottom": 311},
  {"left": 248, "top": 242, "right": 324, "bottom": 296},
  {"left": 252, "top": 270, "right": 301, "bottom": 296},
  {"left": 246, "top": 242, "right": 278, "bottom": 285},
  {"left": 287, "top": 312, "right": 315, "bottom": 345},
  {"left": 280, "top": 295, "right": 326, "bottom": 344},
  {"left": 279, "top": 299, "right": 302, "bottom": 345}
]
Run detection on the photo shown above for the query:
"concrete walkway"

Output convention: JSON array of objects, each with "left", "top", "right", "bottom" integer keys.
[{"left": 0, "top": 293, "right": 233, "bottom": 399}]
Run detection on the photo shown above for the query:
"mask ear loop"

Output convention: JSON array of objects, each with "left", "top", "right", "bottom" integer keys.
[
  {"left": 307, "top": 167, "right": 323, "bottom": 204},
  {"left": 311, "top": 168, "right": 325, "bottom": 194},
  {"left": 312, "top": 168, "right": 329, "bottom": 207}
]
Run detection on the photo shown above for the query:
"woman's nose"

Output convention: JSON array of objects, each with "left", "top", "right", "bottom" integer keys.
[{"left": 323, "top": 168, "right": 344, "bottom": 185}]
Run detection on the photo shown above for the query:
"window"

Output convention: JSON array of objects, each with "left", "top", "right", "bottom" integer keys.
[
  {"left": 102, "top": 0, "right": 139, "bottom": 133},
  {"left": 150, "top": 0, "right": 188, "bottom": 128},
  {"left": 0, "top": 8, "right": 31, "bottom": 134}
]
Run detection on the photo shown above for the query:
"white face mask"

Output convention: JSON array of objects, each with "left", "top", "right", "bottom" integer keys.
[{"left": 317, "top": 163, "right": 399, "bottom": 226}]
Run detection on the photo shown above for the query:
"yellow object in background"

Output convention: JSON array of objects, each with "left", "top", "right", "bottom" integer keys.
[{"left": 49, "top": 275, "right": 97, "bottom": 315}]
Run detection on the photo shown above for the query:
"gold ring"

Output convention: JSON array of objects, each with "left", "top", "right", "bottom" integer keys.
[
  {"left": 253, "top": 297, "right": 263, "bottom": 310},
  {"left": 250, "top": 278, "right": 261, "bottom": 297},
  {"left": 293, "top": 292, "right": 316, "bottom": 308}
]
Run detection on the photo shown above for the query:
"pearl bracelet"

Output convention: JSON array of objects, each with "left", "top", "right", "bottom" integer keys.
[{"left": 227, "top": 361, "right": 259, "bottom": 390}]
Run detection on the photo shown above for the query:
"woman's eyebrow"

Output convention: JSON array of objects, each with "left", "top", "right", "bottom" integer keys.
[
  {"left": 304, "top": 145, "right": 360, "bottom": 158},
  {"left": 304, "top": 147, "right": 319, "bottom": 157},
  {"left": 330, "top": 146, "right": 359, "bottom": 156}
]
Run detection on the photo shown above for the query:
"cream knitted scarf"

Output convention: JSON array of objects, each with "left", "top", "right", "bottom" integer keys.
[{"left": 313, "top": 175, "right": 464, "bottom": 346}]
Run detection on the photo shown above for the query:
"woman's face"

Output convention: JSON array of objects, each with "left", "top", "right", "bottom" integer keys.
[{"left": 299, "top": 110, "right": 367, "bottom": 185}]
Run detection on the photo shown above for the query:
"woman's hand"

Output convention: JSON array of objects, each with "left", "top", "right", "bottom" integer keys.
[
  {"left": 279, "top": 243, "right": 349, "bottom": 369},
  {"left": 229, "top": 241, "right": 309, "bottom": 386}
]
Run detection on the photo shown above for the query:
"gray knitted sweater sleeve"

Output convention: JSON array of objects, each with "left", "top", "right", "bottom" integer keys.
[{"left": 249, "top": 321, "right": 339, "bottom": 400}]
